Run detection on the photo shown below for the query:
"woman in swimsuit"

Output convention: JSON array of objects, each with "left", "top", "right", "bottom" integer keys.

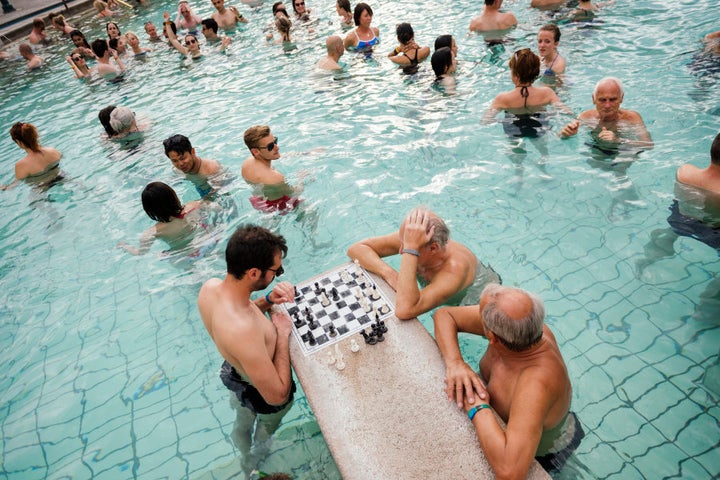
[
  {"left": 431, "top": 46, "right": 456, "bottom": 89},
  {"left": 482, "top": 48, "right": 571, "bottom": 136},
  {"left": 125, "top": 32, "right": 151, "bottom": 56},
  {"left": 164, "top": 12, "right": 203, "bottom": 58},
  {"left": 106, "top": 21, "right": 122, "bottom": 40},
  {"left": 343, "top": 2, "right": 379, "bottom": 52},
  {"left": 2, "top": 122, "right": 62, "bottom": 190},
  {"left": 388, "top": 22, "right": 430, "bottom": 74},
  {"left": 118, "top": 182, "right": 206, "bottom": 255},
  {"left": 537, "top": 24, "right": 565, "bottom": 77},
  {"left": 70, "top": 30, "right": 95, "bottom": 59}
]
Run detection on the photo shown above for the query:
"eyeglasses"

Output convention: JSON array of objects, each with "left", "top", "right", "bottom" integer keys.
[
  {"left": 295, "top": 1, "right": 304, "bottom": 5},
  {"left": 256, "top": 136, "right": 278, "bottom": 152},
  {"left": 266, "top": 265, "right": 284, "bottom": 277}
]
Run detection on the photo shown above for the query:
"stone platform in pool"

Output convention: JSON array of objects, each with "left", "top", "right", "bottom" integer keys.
[{"left": 286, "top": 263, "right": 550, "bottom": 479}]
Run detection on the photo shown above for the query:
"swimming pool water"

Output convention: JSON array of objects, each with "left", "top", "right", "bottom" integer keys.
[{"left": 0, "top": 0, "right": 718, "bottom": 478}]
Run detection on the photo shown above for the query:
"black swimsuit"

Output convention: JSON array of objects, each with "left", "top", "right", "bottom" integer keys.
[
  {"left": 402, "top": 48, "right": 420, "bottom": 75},
  {"left": 219, "top": 361, "right": 296, "bottom": 414}
]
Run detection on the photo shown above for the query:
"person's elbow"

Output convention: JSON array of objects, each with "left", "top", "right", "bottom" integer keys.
[
  {"left": 394, "top": 299, "right": 422, "bottom": 320},
  {"left": 346, "top": 241, "right": 365, "bottom": 259},
  {"left": 264, "top": 389, "right": 291, "bottom": 406}
]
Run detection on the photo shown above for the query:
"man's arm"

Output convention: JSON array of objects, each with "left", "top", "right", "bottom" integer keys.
[
  {"left": 346, "top": 232, "right": 401, "bottom": 288},
  {"left": 254, "top": 281, "right": 295, "bottom": 313},
  {"left": 394, "top": 265, "right": 465, "bottom": 320},
  {"left": 465, "top": 376, "right": 550, "bottom": 479},
  {"left": 230, "top": 311, "right": 293, "bottom": 405},
  {"left": 434, "top": 305, "right": 488, "bottom": 407}
]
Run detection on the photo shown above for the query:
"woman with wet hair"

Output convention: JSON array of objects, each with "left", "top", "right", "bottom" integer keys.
[
  {"left": 431, "top": 46, "right": 456, "bottom": 88},
  {"left": 343, "top": 2, "right": 379, "bottom": 52},
  {"left": 482, "top": 48, "right": 571, "bottom": 137},
  {"left": 2, "top": 122, "right": 62, "bottom": 190},
  {"left": 106, "top": 21, "right": 122, "bottom": 39},
  {"left": 537, "top": 24, "right": 565, "bottom": 77},
  {"left": 388, "top": 22, "right": 429, "bottom": 74}
]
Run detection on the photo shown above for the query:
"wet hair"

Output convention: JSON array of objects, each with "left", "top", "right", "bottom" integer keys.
[
  {"left": 244, "top": 125, "right": 271, "bottom": 150},
  {"left": 109, "top": 106, "right": 135, "bottom": 134},
  {"left": 32, "top": 18, "right": 45, "bottom": 30},
  {"left": 70, "top": 30, "right": 91, "bottom": 48},
  {"left": 106, "top": 21, "right": 121, "bottom": 37},
  {"left": 395, "top": 23, "right": 413, "bottom": 45},
  {"left": 434, "top": 34, "right": 452, "bottom": 51},
  {"left": 108, "top": 37, "right": 120, "bottom": 50},
  {"left": 484, "top": 0, "right": 494, "bottom": 5},
  {"left": 50, "top": 13, "right": 67, "bottom": 28},
  {"left": 431, "top": 47, "right": 453, "bottom": 78},
  {"left": 144, "top": 21, "right": 157, "bottom": 32},
  {"left": 225, "top": 225, "right": 288, "bottom": 280},
  {"left": 509, "top": 48, "right": 540, "bottom": 84},
  {"left": 276, "top": 16, "right": 292, "bottom": 34},
  {"left": 337, "top": 0, "right": 351, "bottom": 13},
  {"left": 201, "top": 18, "right": 219, "bottom": 34},
  {"left": 272, "top": 2, "right": 289, "bottom": 17},
  {"left": 163, "top": 134, "right": 193, "bottom": 157},
  {"left": 141, "top": 182, "right": 183, "bottom": 222},
  {"left": 481, "top": 284, "right": 545, "bottom": 352},
  {"left": 18, "top": 43, "right": 34, "bottom": 57},
  {"left": 353, "top": 3, "right": 372, "bottom": 27},
  {"left": 711, "top": 131, "right": 720, "bottom": 166},
  {"left": 98, "top": 105, "right": 117, "bottom": 136},
  {"left": 291, "top": 0, "right": 304, "bottom": 14},
  {"left": 593, "top": 77, "right": 625, "bottom": 98},
  {"left": 10, "top": 122, "right": 40, "bottom": 152},
  {"left": 184, "top": 33, "right": 199, "bottom": 46},
  {"left": 91, "top": 38, "right": 109, "bottom": 57},
  {"left": 539, "top": 23, "right": 561, "bottom": 42},
  {"left": 404, "top": 208, "right": 450, "bottom": 248}
]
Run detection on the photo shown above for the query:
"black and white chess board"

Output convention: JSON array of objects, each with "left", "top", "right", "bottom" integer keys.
[{"left": 282, "top": 262, "right": 394, "bottom": 356}]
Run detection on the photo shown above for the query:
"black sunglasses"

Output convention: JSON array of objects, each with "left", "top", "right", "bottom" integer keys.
[
  {"left": 266, "top": 265, "right": 284, "bottom": 277},
  {"left": 256, "top": 136, "right": 278, "bottom": 152}
]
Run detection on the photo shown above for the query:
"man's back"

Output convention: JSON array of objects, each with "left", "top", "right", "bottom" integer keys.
[{"left": 469, "top": 7, "right": 517, "bottom": 32}]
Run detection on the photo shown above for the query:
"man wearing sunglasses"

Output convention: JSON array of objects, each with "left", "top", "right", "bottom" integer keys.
[
  {"left": 198, "top": 225, "right": 297, "bottom": 472},
  {"left": 241, "top": 125, "right": 301, "bottom": 213}
]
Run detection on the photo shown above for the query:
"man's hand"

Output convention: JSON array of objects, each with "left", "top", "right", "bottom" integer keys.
[
  {"left": 268, "top": 281, "right": 295, "bottom": 305},
  {"left": 560, "top": 119, "right": 580, "bottom": 138},
  {"left": 598, "top": 126, "right": 619, "bottom": 143},
  {"left": 402, "top": 208, "right": 435, "bottom": 250},
  {"left": 270, "top": 310, "right": 292, "bottom": 337},
  {"left": 444, "top": 360, "right": 488, "bottom": 408}
]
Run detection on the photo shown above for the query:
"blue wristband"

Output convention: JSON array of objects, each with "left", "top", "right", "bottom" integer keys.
[
  {"left": 265, "top": 292, "right": 274, "bottom": 304},
  {"left": 468, "top": 404, "right": 490, "bottom": 421},
  {"left": 401, "top": 248, "right": 420, "bottom": 257}
]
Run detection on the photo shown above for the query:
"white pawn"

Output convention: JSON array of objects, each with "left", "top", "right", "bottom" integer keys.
[
  {"left": 335, "top": 344, "right": 346, "bottom": 370},
  {"left": 350, "top": 338, "right": 360, "bottom": 352}
]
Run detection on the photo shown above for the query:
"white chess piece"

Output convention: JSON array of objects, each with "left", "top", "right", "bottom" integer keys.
[
  {"left": 350, "top": 339, "right": 360, "bottom": 352},
  {"left": 335, "top": 344, "right": 345, "bottom": 370},
  {"left": 320, "top": 291, "right": 330, "bottom": 307},
  {"left": 326, "top": 350, "right": 336, "bottom": 365}
]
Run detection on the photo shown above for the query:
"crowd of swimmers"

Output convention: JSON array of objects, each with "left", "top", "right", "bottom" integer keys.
[{"left": 3, "top": 0, "right": 720, "bottom": 478}]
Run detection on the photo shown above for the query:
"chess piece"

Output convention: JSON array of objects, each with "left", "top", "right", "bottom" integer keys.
[
  {"left": 320, "top": 291, "right": 330, "bottom": 307},
  {"left": 335, "top": 344, "right": 345, "bottom": 371},
  {"left": 294, "top": 286, "right": 300, "bottom": 298},
  {"left": 328, "top": 324, "right": 337, "bottom": 337},
  {"left": 378, "top": 319, "right": 388, "bottom": 333},
  {"left": 350, "top": 338, "right": 360, "bottom": 352},
  {"left": 340, "top": 270, "right": 351, "bottom": 283},
  {"left": 379, "top": 304, "right": 390, "bottom": 315},
  {"left": 293, "top": 315, "right": 304, "bottom": 328},
  {"left": 331, "top": 287, "right": 340, "bottom": 301},
  {"left": 369, "top": 285, "right": 380, "bottom": 301},
  {"left": 308, "top": 331, "right": 316, "bottom": 346},
  {"left": 360, "top": 329, "right": 377, "bottom": 345},
  {"left": 314, "top": 282, "right": 321, "bottom": 294},
  {"left": 326, "top": 350, "right": 336, "bottom": 365}
]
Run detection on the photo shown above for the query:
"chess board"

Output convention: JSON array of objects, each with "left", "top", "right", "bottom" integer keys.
[{"left": 281, "top": 262, "right": 394, "bottom": 356}]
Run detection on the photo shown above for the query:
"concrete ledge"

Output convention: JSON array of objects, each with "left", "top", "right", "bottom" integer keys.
[{"left": 0, "top": 0, "right": 93, "bottom": 46}]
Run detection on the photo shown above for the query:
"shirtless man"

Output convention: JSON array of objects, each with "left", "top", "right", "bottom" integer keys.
[
  {"left": 434, "top": 284, "right": 583, "bottom": 476},
  {"left": 201, "top": 18, "right": 232, "bottom": 47},
  {"left": 198, "top": 225, "right": 296, "bottom": 470},
  {"left": 469, "top": 0, "right": 517, "bottom": 33},
  {"left": 163, "top": 134, "right": 222, "bottom": 197},
  {"left": 241, "top": 125, "right": 301, "bottom": 213},
  {"left": 316, "top": 35, "right": 344, "bottom": 70},
  {"left": 211, "top": 0, "right": 248, "bottom": 29},
  {"left": 28, "top": 18, "right": 48, "bottom": 45},
  {"left": 530, "top": 0, "right": 566, "bottom": 10},
  {"left": 18, "top": 43, "right": 43, "bottom": 70},
  {"left": 560, "top": 77, "right": 653, "bottom": 149},
  {"left": 90, "top": 38, "right": 125, "bottom": 80},
  {"left": 347, "top": 208, "right": 479, "bottom": 320}
]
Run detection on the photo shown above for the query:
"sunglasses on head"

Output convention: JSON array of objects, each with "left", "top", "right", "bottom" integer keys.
[{"left": 256, "top": 136, "right": 278, "bottom": 151}]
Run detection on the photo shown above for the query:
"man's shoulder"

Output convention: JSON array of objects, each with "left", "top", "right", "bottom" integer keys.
[
  {"left": 620, "top": 109, "right": 645, "bottom": 123},
  {"left": 578, "top": 109, "right": 598, "bottom": 120}
]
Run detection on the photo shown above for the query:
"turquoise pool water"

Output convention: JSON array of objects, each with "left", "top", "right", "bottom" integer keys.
[{"left": 1, "top": 0, "right": 718, "bottom": 478}]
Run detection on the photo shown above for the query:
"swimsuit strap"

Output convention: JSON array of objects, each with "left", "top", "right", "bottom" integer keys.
[
  {"left": 547, "top": 54, "right": 557, "bottom": 70},
  {"left": 520, "top": 85, "right": 529, "bottom": 109}
]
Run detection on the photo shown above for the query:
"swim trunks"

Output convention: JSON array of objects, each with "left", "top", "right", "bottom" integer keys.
[
  {"left": 535, "top": 411, "right": 585, "bottom": 472},
  {"left": 249, "top": 194, "right": 301, "bottom": 214},
  {"left": 219, "top": 360, "right": 296, "bottom": 415},
  {"left": 667, "top": 200, "right": 720, "bottom": 250}
]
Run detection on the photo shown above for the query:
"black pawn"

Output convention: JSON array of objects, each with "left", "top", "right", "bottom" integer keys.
[
  {"left": 328, "top": 324, "right": 337, "bottom": 337},
  {"left": 294, "top": 286, "right": 300, "bottom": 298},
  {"left": 308, "top": 331, "right": 316, "bottom": 346},
  {"left": 314, "top": 282, "right": 321, "bottom": 294},
  {"left": 293, "top": 313, "right": 303, "bottom": 329}
]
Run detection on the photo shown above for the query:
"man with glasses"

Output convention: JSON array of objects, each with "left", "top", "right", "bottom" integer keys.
[
  {"left": 198, "top": 225, "right": 297, "bottom": 472},
  {"left": 210, "top": 0, "right": 249, "bottom": 29},
  {"left": 241, "top": 125, "right": 301, "bottom": 213},
  {"left": 163, "top": 134, "right": 223, "bottom": 197},
  {"left": 347, "top": 207, "right": 499, "bottom": 320},
  {"left": 433, "top": 284, "right": 583, "bottom": 476}
]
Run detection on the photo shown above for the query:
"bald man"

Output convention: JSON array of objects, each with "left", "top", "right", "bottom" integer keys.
[
  {"left": 347, "top": 207, "right": 493, "bottom": 320},
  {"left": 560, "top": 77, "right": 653, "bottom": 149},
  {"left": 316, "top": 35, "right": 344, "bottom": 70},
  {"left": 434, "top": 284, "right": 583, "bottom": 476}
]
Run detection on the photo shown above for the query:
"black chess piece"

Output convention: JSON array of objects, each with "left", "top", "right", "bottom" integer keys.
[
  {"left": 328, "top": 324, "right": 337, "bottom": 337},
  {"left": 308, "top": 331, "right": 316, "bottom": 346},
  {"left": 305, "top": 307, "right": 311, "bottom": 317},
  {"left": 314, "top": 282, "right": 321, "bottom": 294},
  {"left": 293, "top": 313, "right": 304, "bottom": 328},
  {"left": 294, "top": 286, "right": 300, "bottom": 298},
  {"left": 378, "top": 319, "right": 388, "bottom": 333},
  {"left": 360, "top": 329, "right": 377, "bottom": 345},
  {"left": 309, "top": 318, "right": 318, "bottom": 330},
  {"left": 331, "top": 287, "right": 339, "bottom": 301},
  {"left": 375, "top": 327, "right": 384, "bottom": 342}
]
